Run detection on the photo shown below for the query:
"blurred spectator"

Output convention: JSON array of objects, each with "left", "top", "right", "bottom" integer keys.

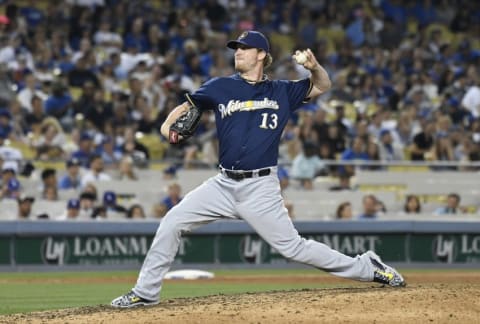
[
  {"left": 291, "top": 141, "right": 327, "bottom": 190},
  {"left": 17, "top": 73, "right": 47, "bottom": 112},
  {"left": 67, "top": 54, "right": 99, "bottom": 87},
  {"left": 432, "top": 132, "right": 455, "bottom": 169},
  {"left": 279, "top": 119, "right": 301, "bottom": 163},
  {"left": 58, "top": 158, "right": 82, "bottom": 190},
  {"left": 378, "top": 129, "right": 404, "bottom": 161},
  {"left": 84, "top": 88, "right": 113, "bottom": 131},
  {"left": 123, "top": 17, "right": 148, "bottom": 53},
  {"left": 81, "top": 154, "right": 112, "bottom": 187},
  {"left": 312, "top": 108, "right": 329, "bottom": 142},
  {"left": 93, "top": 20, "right": 122, "bottom": 52},
  {"left": 323, "top": 124, "right": 347, "bottom": 158},
  {"left": 357, "top": 194, "right": 378, "bottom": 220},
  {"left": 340, "top": 137, "right": 369, "bottom": 175},
  {"left": 24, "top": 95, "right": 46, "bottom": 133},
  {"left": 1, "top": 177, "right": 21, "bottom": 199},
  {"left": 115, "top": 156, "right": 138, "bottom": 180},
  {"left": 82, "top": 183, "right": 98, "bottom": 201},
  {"left": 57, "top": 198, "right": 81, "bottom": 220},
  {"left": 0, "top": 132, "right": 22, "bottom": 166},
  {"left": 72, "top": 80, "right": 95, "bottom": 117},
  {"left": 40, "top": 168, "right": 57, "bottom": 192},
  {"left": 127, "top": 204, "right": 146, "bottom": 219},
  {"left": 133, "top": 96, "right": 156, "bottom": 134},
  {"left": 336, "top": 202, "right": 353, "bottom": 220},
  {"left": 376, "top": 199, "right": 387, "bottom": 215},
  {"left": 366, "top": 141, "right": 382, "bottom": 170},
  {"left": 329, "top": 172, "right": 354, "bottom": 191},
  {"left": 162, "top": 165, "right": 177, "bottom": 180},
  {"left": 17, "top": 194, "right": 35, "bottom": 219},
  {"left": 78, "top": 191, "right": 96, "bottom": 219},
  {"left": 42, "top": 185, "right": 59, "bottom": 201},
  {"left": 33, "top": 118, "right": 66, "bottom": 160},
  {"left": 434, "top": 193, "right": 465, "bottom": 215},
  {"left": 121, "top": 127, "right": 149, "bottom": 167},
  {"left": 403, "top": 194, "right": 422, "bottom": 214},
  {"left": 92, "top": 190, "right": 127, "bottom": 219},
  {"left": 1, "top": 160, "right": 18, "bottom": 179},
  {"left": 332, "top": 104, "right": 349, "bottom": 138},
  {"left": 71, "top": 132, "right": 95, "bottom": 167},
  {"left": 44, "top": 81, "right": 73, "bottom": 130},
  {"left": 410, "top": 121, "right": 436, "bottom": 161},
  {"left": 153, "top": 182, "right": 183, "bottom": 218},
  {"left": 98, "top": 136, "right": 121, "bottom": 168},
  {"left": 461, "top": 78, "right": 480, "bottom": 118},
  {"left": 0, "top": 108, "right": 12, "bottom": 139}
]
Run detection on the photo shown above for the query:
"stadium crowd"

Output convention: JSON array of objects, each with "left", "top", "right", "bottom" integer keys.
[{"left": 0, "top": 0, "right": 479, "bottom": 220}]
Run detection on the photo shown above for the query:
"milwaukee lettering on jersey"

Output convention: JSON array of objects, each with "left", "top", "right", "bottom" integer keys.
[{"left": 219, "top": 98, "right": 279, "bottom": 118}]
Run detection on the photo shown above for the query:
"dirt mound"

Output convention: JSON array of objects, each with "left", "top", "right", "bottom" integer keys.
[
  {"left": 1, "top": 273, "right": 479, "bottom": 323},
  {"left": 2, "top": 282, "right": 479, "bottom": 324}
]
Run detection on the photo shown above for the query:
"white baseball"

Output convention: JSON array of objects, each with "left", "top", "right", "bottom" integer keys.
[{"left": 295, "top": 51, "right": 307, "bottom": 64}]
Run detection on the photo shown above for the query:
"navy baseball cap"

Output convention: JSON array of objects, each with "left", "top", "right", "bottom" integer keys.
[
  {"left": 163, "top": 165, "right": 177, "bottom": 176},
  {"left": 0, "top": 109, "right": 11, "bottom": 119},
  {"left": 8, "top": 178, "right": 20, "bottom": 191},
  {"left": 66, "top": 157, "right": 81, "bottom": 168},
  {"left": 80, "top": 132, "right": 93, "bottom": 141},
  {"left": 227, "top": 31, "right": 270, "bottom": 53},
  {"left": 379, "top": 129, "right": 391, "bottom": 138},
  {"left": 103, "top": 191, "right": 116, "bottom": 205},
  {"left": 67, "top": 198, "right": 80, "bottom": 209}
]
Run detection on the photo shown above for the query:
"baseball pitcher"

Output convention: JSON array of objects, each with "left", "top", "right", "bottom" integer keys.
[{"left": 111, "top": 30, "right": 405, "bottom": 308}]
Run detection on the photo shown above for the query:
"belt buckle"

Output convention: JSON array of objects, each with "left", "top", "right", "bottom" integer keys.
[
  {"left": 258, "top": 168, "right": 270, "bottom": 177},
  {"left": 231, "top": 171, "right": 242, "bottom": 180},
  {"left": 227, "top": 170, "right": 244, "bottom": 181}
]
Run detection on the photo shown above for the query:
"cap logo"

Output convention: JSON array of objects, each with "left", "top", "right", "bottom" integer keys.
[{"left": 239, "top": 31, "right": 248, "bottom": 40}]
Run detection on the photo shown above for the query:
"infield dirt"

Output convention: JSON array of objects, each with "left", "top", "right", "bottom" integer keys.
[{"left": 1, "top": 271, "right": 479, "bottom": 324}]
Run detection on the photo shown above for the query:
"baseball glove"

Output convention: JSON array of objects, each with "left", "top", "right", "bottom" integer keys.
[{"left": 168, "top": 105, "right": 202, "bottom": 144}]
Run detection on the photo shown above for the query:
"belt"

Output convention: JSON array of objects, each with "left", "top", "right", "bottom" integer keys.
[{"left": 220, "top": 167, "right": 271, "bottom": 181}]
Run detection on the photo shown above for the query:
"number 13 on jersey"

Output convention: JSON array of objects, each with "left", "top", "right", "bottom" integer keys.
[{"left": 259, "top": 113, "right": 278, "bottom": 129}]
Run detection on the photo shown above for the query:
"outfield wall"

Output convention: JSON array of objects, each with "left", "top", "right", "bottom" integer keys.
[{"left": 1, "top": 220, "right": 480, "bottom": 270}]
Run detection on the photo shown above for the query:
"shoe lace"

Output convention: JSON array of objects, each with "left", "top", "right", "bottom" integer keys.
[{"left": 119, "top": 292, "right": 136, "bottom": 305}]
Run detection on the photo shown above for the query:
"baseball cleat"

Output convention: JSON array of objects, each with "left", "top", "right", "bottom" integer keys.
[
  {"left": 366, "top": 251, "right": 406, "bottom": 287},
  {"left": 110, "top": 291, "right": 159, "bottom": 308}
]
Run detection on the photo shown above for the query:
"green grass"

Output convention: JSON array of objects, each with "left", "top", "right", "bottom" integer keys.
[
  {"left": 1, "top": 268, "right": 476, "bottom": 315},
  {"left": 0, "top": 269, "right": 337, "bottom": 315}
]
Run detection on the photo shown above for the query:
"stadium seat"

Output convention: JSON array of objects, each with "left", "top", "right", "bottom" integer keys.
[
  {"left": 136, "top": 133, "right": 168, "bottom": 160},
  {"left": 0, "top": 199, "right": 18, "bottom": 220}
]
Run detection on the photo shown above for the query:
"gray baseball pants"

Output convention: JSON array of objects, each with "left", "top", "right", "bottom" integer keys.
[{"left": 133, "top": 169, "right": 375, "bottom": 301}]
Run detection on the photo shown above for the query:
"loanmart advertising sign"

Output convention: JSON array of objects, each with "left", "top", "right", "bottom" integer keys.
[
  {"left": 14, "top": 236, "right": 215, "bottom": 266},
  {"left": 7, "top": 233, "right": 480, "bottom": 266},
  {"left": 219, "top": 234, "right": 406, "bottom": 264},
  {"left": 411, "top": 234, "right": 480, "bottom": 263}
]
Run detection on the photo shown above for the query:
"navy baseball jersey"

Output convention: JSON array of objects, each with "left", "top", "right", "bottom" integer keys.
[{"left": 187, "top": 73, "right": 312, "bottom": 170}]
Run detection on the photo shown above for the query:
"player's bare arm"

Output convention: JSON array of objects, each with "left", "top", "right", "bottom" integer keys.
[
  {"left": 293, "top": 48, "right": 331, "bottom": 98},
  {"left": 160, "top": 102, "right": 190, "bottom": 139}
]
